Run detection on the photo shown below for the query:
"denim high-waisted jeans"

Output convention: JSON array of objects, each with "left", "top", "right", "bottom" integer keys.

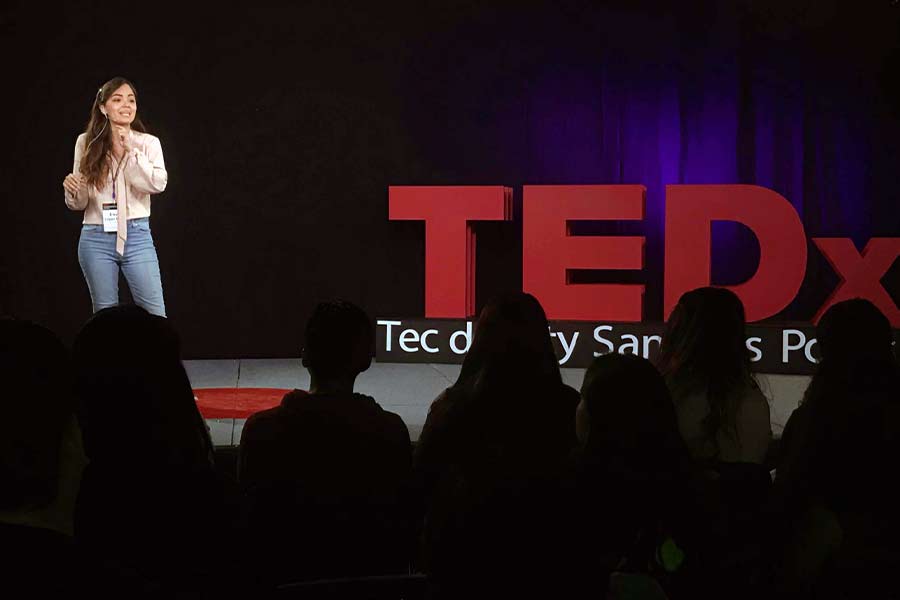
[{"left": 78, "top": 217, "right": 166, "bottom": 317}]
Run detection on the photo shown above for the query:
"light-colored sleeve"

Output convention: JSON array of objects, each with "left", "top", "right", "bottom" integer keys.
[
  {"left": 125, "top": 135, "right": 168, "bottom": 194},
  {"left": 737, "top": 387, "right": 773, "bottom": 464},
  {"left": 64, "top": 135, "right": 89, "bottom": 211}
]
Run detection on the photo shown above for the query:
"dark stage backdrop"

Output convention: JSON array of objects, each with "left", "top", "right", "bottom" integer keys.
[{"left": 2, "top": 1, "right": 898, "bottom": 357}]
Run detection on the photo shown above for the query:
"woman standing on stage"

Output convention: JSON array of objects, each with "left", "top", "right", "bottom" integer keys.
[{"left": 63, "top": 76, "right": 168, "bottom": 316}]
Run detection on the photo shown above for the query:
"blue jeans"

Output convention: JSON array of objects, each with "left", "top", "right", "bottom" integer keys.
[{"left": 78, "top": 218, "right": 166, "bottom": 317}]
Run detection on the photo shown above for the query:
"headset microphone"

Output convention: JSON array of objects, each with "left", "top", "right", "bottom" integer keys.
[
  {"left": 83, "top": 87, "right": 110, "bottom": 151},
  {"left": 85, "top": 109, "right": 109, "bottom": 151}
]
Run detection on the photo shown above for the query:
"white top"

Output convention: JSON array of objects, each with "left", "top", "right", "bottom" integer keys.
[
  {"left": 64, "top": 130, "right": 168, "bottom": 224},
  {"left": 675, "top": 384, "right": 772, "bottom": 464}
]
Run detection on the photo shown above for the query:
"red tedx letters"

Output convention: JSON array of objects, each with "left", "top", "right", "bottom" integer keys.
[
  {"left": 388, "top": 185, "right": 899, "bottom": 326},
  {"left": 389, "top": 186, "right": 512, "bottom": 318}
]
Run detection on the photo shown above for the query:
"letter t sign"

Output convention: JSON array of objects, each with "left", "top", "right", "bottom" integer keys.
[{"left": 389, "top": 186, "right": 513, "bottom": 318}]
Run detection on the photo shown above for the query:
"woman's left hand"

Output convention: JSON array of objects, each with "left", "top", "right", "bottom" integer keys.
[{"left": 114, "top": 125, "right": 133, "bottom": 154}]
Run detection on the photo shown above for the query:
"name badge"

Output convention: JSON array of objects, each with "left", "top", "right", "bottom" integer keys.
[{"left": 102, "top": 203, "right": 118, "bottom": 233}]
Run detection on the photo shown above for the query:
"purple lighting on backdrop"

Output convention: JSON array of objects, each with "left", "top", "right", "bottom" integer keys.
[
  {"left": 517, "top": 21, "right": 878, "bottom": 300},
  {"left": 397, "top": 3, "right": 897, "bottom": 320}
]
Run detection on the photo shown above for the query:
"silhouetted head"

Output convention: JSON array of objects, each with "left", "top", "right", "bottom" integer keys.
[
  {"left": 785, "top": 301, "right": 899, "bottom": 513},
  {"left": 457, "top": 291, "right": 561, "bottom": 389},
  {"left": 656, "top": 287, "right": 757, "bottom": 450},
  {"left": 73, "top": 306, "right": 211, "bottom": 468},
  {"left": 442, "top": 293, "right": 571, "bottom": 468},
  {"left": 0, "top": 318, "right": 73, "bottom": 510},
  {"left": 657, "top": 287, "right": 751, "bottom": 387},
  {"left": 301, "top": 300, "right": 374, "bottom": 383},
  {"left": 575, "top": 354, "right": 692, "bottom": 547},
  {"left": 578, "top": 353, "right": 686, "bottom": 470},
  {"left": 816, "top": 298, "right": 894, "bottom": 366}
]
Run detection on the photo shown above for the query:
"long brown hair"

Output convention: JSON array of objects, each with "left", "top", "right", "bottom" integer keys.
[
  {"left": 79, "top": 77, "right": 148, "bottom": 190},
  {"left": 445, "top": 292, "right": 569, "bottom": 467},
  {"left": 655, "top": 287, "right": 759, "bottom": 456}
]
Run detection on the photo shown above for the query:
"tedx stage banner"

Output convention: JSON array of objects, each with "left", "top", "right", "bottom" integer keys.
[
  {"left": 376, "top": 319, "right": 900, "bottom": 375},
  {"left": 378, "top": 185, "right": 898, "bottom": 375},
  {"left": 387, "top": 185, "right": 898, "bottom": 325}
]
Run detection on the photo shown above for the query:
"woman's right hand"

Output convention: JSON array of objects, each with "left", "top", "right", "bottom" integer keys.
[{"left": 63, "top": 173, "right": 85, "bottom": 196}]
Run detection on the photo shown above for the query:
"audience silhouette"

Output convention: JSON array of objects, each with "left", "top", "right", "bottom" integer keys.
[
  {"left": 238, "top": 299, "right": 412, "bottom": 586},
  {"left": 657, "top": 287, "right": 772, "bottom": 464},
  {"left": 572, "top": 352, "right": 693, "bottom": 599},
  {"left": 0, "top": 318, "right": 87, "bottom": 594},
  {"left": 775, "top": 299, "right": 900, "bottom": 599},
  {"left": 0, "top": 291, "right": 896, "bottom": 599},
  {"left": 657, "top": 288, "right": 779, "bottom": 598},
  {"left": 413, "top": 292, "right": 579, "bottom": 597},
  {"left": 71, "top": 306, "right": 240, "bottom": 597}
]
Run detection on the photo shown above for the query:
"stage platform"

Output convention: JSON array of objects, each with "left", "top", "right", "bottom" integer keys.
[{"left": 185, "top": 359, "right": 806, "bottom": 446}]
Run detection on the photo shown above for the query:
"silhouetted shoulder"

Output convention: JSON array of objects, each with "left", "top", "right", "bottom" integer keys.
[
  {"left": 355, "top": 392, "right": 411, "bottom": 445},
  {"left": 560, "top": 383, "right": 580, "bottom": 405},
  {"left": 383, "top": 407, "right": 411, "bottom": 443},
  {"left": 427, "top": 388, "right": 452, "bottom": 415},
  {"left": 242, "top": 401, "right": 286, "bottom": 431}
]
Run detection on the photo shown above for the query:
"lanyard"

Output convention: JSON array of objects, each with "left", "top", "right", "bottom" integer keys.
[{"left": 109, "top": 152, "right": 128, "bottom": 201}]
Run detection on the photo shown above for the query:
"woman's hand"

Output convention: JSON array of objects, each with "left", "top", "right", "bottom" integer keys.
[
  {"left": 63, "top": 173, "right": 86, "bottom": 196},
  {"left": 114, "top": 125, "right": 133, "bottom": 154}
]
